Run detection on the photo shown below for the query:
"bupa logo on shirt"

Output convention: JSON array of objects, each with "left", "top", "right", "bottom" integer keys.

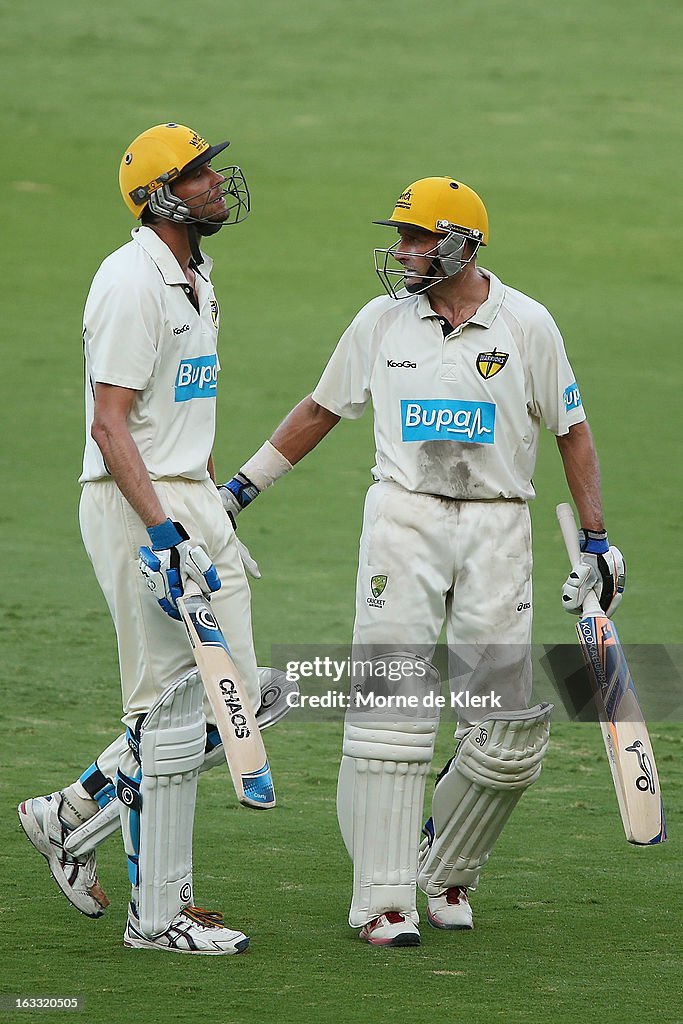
[
  {"left": 401, "top": 400, "right": 496, "bottom": 444},
  {"left": 563, "top": 382, "right": 582, "bottom": 411},
  {"left": 174, "top": 354, "right": 219, "bottom": 402}
]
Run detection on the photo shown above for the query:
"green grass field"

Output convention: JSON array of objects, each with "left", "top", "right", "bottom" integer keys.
[{"left": 1, "top": 1, "right": 681, "bottom": 1021}]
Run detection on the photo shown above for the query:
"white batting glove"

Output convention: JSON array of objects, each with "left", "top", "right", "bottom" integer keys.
[
  {"left": 236, "top": 537, "right": 262, "bottom": 580},
  {"left": 561, "top": 528, "right": 626, "bottom": 617},
  {"left": 138, "top": 519, "right": 221, "bottom": 620},
  {"left": 218, "top": 472, "right": 261, "bottom": 527}
]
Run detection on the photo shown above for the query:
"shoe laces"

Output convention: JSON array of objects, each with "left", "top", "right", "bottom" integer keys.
[
  {"left": 184, "top": 906, "right": 226, "bottom": 929},
  {"left": 382, "top": 912, "right": 407, "bottom": 925},
  {"left": 446, "top": 887, "right": 468, "bottom": 905}
]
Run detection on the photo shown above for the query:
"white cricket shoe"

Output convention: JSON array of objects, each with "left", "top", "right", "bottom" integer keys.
[
  {"left": 17, "top": 793, "right": 109, "bottom": 918},
  {"left": 359, "top": 912, "right": 420, "bottom": 947},
  {"left": 124, "top": 904, "right": 250, "bottom": 955},
  {"left": 427, "top": 887, "right": 473, "bottom": 930}
]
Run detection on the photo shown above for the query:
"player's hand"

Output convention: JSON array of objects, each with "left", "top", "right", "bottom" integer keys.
[
  {"left": 561, "top": 529, "right": 625, "bottom": 617},
  {"left": 138, "top": 519, "right": 221, "bottom": 619},
  {"left": 218, "top": 472, "right": 260, "bottom": 528}
]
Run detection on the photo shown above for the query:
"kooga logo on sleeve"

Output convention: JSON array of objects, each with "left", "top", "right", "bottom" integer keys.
[
  {"left": 175, "top": 354, "right": 219, "bottom": 402},
  {"left": 401, "top": 399, "right": 496, "bottom": 443}
]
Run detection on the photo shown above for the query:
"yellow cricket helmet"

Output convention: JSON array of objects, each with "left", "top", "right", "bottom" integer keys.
[
  {"left": 373, "top": 176, "right": 489, "bottom": 298},
  {"left": 118, "top": 122, "right": 249, "bottom": 227},
  {"left": 374, "top": 176, "right": 488, "bottom": 244}
]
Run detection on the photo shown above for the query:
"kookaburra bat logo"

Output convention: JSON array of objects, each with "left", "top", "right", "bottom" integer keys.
[{"left": 625, "top": 739, "right": 655, "bottom": 794}]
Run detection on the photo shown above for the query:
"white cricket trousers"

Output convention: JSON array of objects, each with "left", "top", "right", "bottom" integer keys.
[
  {"left": 338, "top": 482, "right": 535, "bottom": 928},
  {"left": 352, "top": 481, "right": 534, "bottom": 727},
  {"left": 79, "top": 477, "right": 260, "bottom": 730}
]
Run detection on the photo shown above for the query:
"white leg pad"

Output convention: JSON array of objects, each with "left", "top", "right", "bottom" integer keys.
[
  {"left": 418, "top": 703, "right": 552, "bottom": 894},
  {"left": 64, "top": 667, "right": 294, "bottom": 856},
  {"left": 337, "top": 720, "right": 438, "bottom": 927},
  {"left": 120, "top": 671, "right": 206, "bottom": 938},
  {"left": 63, "top": 799, "right": 120, "bottom": 857}
]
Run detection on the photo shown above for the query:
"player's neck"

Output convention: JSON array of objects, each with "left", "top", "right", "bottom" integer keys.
[
  {"left": 427, "top": 265, "right": 489, "bottom": 329},
  {"left": 149, "top": 221, "right": 194, "bottom": 272}
]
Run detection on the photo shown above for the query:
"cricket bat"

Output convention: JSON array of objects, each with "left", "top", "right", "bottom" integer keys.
[
  {"left": 177, "top": 583, "right": 275, "bottom": 809},
  {"left": 556, "top": 503, "right": 665, "bottom": 844}
]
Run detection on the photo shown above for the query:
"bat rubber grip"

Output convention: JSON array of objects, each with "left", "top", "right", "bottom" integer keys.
[{"left": 556, "top": 502, "right": 582, "bottom": 569}]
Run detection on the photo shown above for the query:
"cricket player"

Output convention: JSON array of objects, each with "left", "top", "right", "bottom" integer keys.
[
  {"left": 216, "top": 176, "right": 625, "bottom": 946},
  {"left": 18, "top": 123, "right": 268, "bottom": 954}
]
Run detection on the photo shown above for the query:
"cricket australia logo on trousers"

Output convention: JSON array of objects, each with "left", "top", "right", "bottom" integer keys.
[
  {"left": 367, "top": 574, "right": 388, "bottom": 609},
  {"left": 174, "top": 354, "right": 219, "bottom": 402},
  {"left": 401, "top": 399, "right": 496, "bottom": 444}
]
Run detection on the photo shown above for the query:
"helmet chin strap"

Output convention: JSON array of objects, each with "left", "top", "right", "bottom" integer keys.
[
  {"left": 404, "top": 261, "right": 444, "bottom": 293},
  {"left": 188, "top": 221, "right": 224, "bottom": 267},
  {"left": 187, "top": 225, "right": 203, "bottom": 267}
]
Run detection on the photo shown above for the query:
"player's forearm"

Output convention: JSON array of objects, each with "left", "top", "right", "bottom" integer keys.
[
  {"left": 219, "top": 396, "right": 340, "bottom": 518},
  {"left": 556, "top": 420, "right": 604, "bottom": 531},
  {"left": 91, "top": 419, "right": 166, "bottom": 528},
  {"left": 269, "top": 395, "right": 340, "bottom": 464}
]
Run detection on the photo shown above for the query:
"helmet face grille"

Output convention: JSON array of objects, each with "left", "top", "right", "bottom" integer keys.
[
  {"left": 145, "top": 165, "right": 250, "bottom": 227},
  {"left": 373, "top": 229, "right": 482, "bottom": 300}
]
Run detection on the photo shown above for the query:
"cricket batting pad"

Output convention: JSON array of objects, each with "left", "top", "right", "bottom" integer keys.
[
  {"left": 64, "top": 668, "right": 298, "bottom": 857},
  {"left": 337, "top": 718, "right": 438, "bottom": 927},
  {"left": 119, "top": 670, "right": 206, "bottom": 937},
  {"left": 418, "top": 703, "right": 552, "bottom": 894}
]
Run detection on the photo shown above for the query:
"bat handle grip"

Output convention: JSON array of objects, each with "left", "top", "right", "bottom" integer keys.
[
  {"left": 556, "top": 502, "right": 602, "bottom": 616},
  {"left": 179, "top": 579, "right": 204, "bottom": 601},
  {"left": 556, "top": 502, "right": 582, "bottom": 569}
]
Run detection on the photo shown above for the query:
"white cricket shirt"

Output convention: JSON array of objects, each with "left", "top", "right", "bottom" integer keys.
[
  {"left": 80, "top": 227, "right": 221, "bottom": 482},
  {"left": 312, "top": 270, "right": 586, "bottom": 500}
]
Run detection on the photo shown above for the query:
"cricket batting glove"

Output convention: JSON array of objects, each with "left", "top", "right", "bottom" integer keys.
[
  {"left": 138, "top": 519, "right": 221, "bottom": 620},
  {"left": 236, "top": 537, "right": 262, "bottom": 580},
  {"left": 218, "top": 472, "right": 261, "bottom": 527},
  {"left": 561, "top": 528, "right": 626, "bottom": 617},
  {"left": 216, "top": 478, "right": 261, "bottom": 579}
]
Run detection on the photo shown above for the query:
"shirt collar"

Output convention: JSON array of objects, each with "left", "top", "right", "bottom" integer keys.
[
  {"left": 131, "top": 225, "right": 214, "bottom": 283},
  {"left": 417, "top": 268, "right": 505, "bottom": 328}
]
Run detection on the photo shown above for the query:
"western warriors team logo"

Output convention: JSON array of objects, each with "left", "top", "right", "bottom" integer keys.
[
  {"left": 476, "top": 349, "right": 509, "bottom": 379},
  {"left": 174, "top": 354, "right": 219, "bottom": 402},
  {"left": 401, "top": 400, "right": 496, "bottom": 444},
  {"left": 395, "top": 188, "right": 413, "bottom": 210},
  {"left": 210, "top": 300, "right": 219, "bottom": 329}
]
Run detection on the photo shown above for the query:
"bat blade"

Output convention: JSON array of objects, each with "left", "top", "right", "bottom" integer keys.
[
  {"left": 556, "top": 503, "right": 665, "bottom": 845},
  {"left": 177, "top": 590, "right": 275, "bottom": 810},
  {"left": 575, "top": 611, "right": 666, "bottom": 845}
]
